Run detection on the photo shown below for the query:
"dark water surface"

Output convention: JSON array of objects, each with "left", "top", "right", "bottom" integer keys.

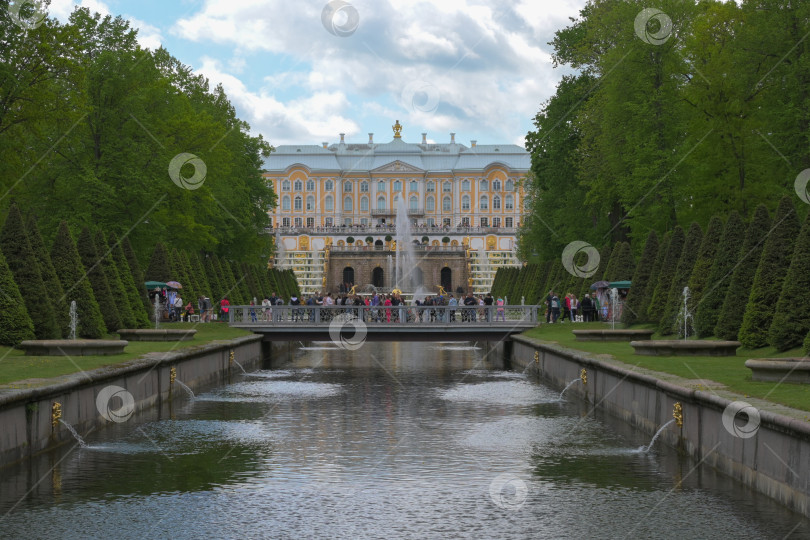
[{"left": 1, "top": 342, "right": 808, "bottom": 539}]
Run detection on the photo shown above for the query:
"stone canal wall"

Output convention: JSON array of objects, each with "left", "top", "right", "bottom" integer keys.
[
  {"left": 510, "top": 335, "right": 810, "bottom": 519},
  {"left": 0, "top": 335, "right": 285, "bottom": 468}
]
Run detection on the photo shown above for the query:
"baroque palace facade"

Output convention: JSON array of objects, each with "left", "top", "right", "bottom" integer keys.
[{"left": 264, "top": 122, "right": 528, "bottom": 296}]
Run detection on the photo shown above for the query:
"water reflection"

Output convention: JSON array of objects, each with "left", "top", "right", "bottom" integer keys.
[{"left": 0, "top": 342, "right": 807, "bottom": 539}]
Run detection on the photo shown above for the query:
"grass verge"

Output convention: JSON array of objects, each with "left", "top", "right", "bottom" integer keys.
[
  {"left": 522, "top": 322, "right": 810, "bottom": 413},
  {"left": 0, "top": 323, "right": 252, "bottom": 387}
]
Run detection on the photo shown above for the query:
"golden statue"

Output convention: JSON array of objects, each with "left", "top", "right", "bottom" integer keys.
[
  {"left": 392, "top": 288, "right": 402, "bottom": 296},
  {"left": 349, "top": 285, "right": 358, "bottom": 295},
  {"left": 392, "top": 120, "right": 403, "bottom": 139},
  {"left": 437, "top": 285, "right": 447, "bottom": 296},
  {"left": 391, "top": 240, "right": 397, "bottom": 251}
]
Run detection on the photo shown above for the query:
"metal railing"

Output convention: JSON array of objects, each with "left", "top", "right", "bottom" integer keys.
[
  {"left": 326, "top": 244, "right": 466, "bottom": 253},
  {"left": 228, "top": 304, "right": 539, "bottom": 326},
  {"left": 269, "top": 226, "right": 518, "bottom": 235}
]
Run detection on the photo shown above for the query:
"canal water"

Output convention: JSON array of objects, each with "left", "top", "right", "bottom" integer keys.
[{"left": 1, "top": 342, "right": 808, "bottom": 539}]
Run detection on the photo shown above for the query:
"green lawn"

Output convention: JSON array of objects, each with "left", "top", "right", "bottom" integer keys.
[
  {"left": 0, "top": 323, "right": 253, "bottom": 387},
  {"left": 522, "top": 323, "right": 810, "bottom": 414}
]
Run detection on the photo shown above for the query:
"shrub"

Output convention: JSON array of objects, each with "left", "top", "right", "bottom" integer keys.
[
  {"left": 50, "top": 222, "right": 106, "bottom": 338},
  {"left": 739, "top": 197, "right": 800, "bottom": 348},
  {"left": 346, "top": 237, "right": 355, "bottom": 244},
  {"left": 694, "top": 212, "right": 745, "bottom": 337},
  {"left": 715, "top": 205, "right": 772, "bottom": 340},
  {"left": 622, "top": 231, "right": 658, "bottom": 326},
  {"left": 647, "top": 226, "right": 685, "bottom": 325},
  {"left": 768, "top": 210, "right": 810, "bottom": 351},
  {"left": 77, "top": 227, "right": 122, "bottom": 333},
  {"left": 0, "top": 205, "right": 60, "bottom": 339},
  {"left": 442, "top": 236, "right": 450, "bottom": 244},
  {"left": 658, "top": 223, "right": 703, "bottom": 335},
  {"left": 0, "top": 249, "right": 35, "bottom": 345}
]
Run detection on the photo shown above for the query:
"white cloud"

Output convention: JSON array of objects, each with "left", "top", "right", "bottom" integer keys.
[{"left": 174, "top": 0, "right": 583, "bottom": 145}]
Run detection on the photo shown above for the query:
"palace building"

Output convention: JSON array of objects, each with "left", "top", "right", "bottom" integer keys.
[{"left": 264, "top": 121, "right": 528, "bottom": 296}]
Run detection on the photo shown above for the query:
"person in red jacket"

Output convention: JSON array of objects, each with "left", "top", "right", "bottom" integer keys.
[{"left": 220, "top": 297, "right": 230, "bottom": 322}]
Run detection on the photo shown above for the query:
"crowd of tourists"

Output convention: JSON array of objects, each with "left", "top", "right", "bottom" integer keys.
[
  {"left": 543, "top": 290, "right": 605, "bottom": 323},
  {"left": 223, "top": 291, "right": 510, "bottom": 324}
]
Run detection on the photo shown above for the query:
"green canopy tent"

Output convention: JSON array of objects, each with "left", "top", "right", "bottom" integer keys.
[
  {"left": 144, "top": 281, "right": 167, "bottom": 290},
  {"left": 609, "top": 281, "right": 632, "bottom": 289}
]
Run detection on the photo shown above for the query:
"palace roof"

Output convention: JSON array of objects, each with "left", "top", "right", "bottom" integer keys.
[{"left": 263, "top": 134, "right": 530, "bottom": 174}]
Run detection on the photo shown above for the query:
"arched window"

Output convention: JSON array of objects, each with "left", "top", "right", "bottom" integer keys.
[
  {"left": 282, "top": 180, "right": 291, "bottom": 192},
  {"left": 344, "top": 182, "right": 353, "bottom": 192},
  {"left": 306, "top": 179, "right": 315, "bottom": 191},
  {"left": 426, "top": 196, "right": 435, "bottom": 211},
  {"left": 480, "top": 195, "right": 488, "bottom": 210},
  {"left": 462, "top": 195, "right": 470, "bottom": 210},
  {"left": 294, "top": 196, "right": 303, "bottom": 211},
  {"left": 409, "top": 196, "right": 418, "bottom": 211},
  {"left": 505, "top": 195, "right": 514, "bottom": 210},
  {"left": 325, "top": 180, "right": 334, "bottom": 191},
  {"left": 360, "top": 196, "right": 369, "bottom": 211},
  {"left": 325, "top": 196, "right": 334, "bottom": 211},
  {"left": 393, "top": 180, "right": 402, "bottom": 192},
  {"left": 426, "top": 181, "right": 435, "bottom": 192},
  {"left": 377, "top": 196, "right": 386, "bottom": 210},
  {"left": 505, "top": 179, "right": 514, "bottom": 191},
  {"left": 409, "top": 180, "right": 418, "bottom": 192},
  {"left": 344, "top": 196, "right": 353, "bottom": 212},
  {"left": 493, "top": 179, "right": 501, "bottom": 191},
  {"left": 493, "top": 195, "right": 501, "bottom": 210},
  {"left": 442, "top": 197, "right": 451, "bottom": 212},
  {"left": 294, "top": 179, "right": 303, "bottom": 191},
  {"left": 360, "top": 182, "right": 369, "bottom": 193},
  {"left": 461, "top": 179, "right": 470, "bottom": 191},
  {"left": 480, "top": 179, "right": 488, "bottom": 192},
  {"left": 443, "top": 182, "right": 451, "bottom": 192},
  {"left": 306, "top": 196, "right": 315, "bottom": 211},
  {"left": 282, "top": 196, "right": 290, "bottom": 210},
  {"left": 377, "top": 181, "right": 386, "bottom": 192}
]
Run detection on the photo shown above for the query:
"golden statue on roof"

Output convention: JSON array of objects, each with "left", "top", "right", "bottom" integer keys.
[{"left": 393, "top": 119, "right": 402, "bottom": 139}]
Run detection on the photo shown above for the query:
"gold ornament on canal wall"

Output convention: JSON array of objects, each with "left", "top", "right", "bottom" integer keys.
[
  {"left": 534, "top": 351, "right": 539, "bottom": 364},
  {"left": 170, "top": 366, "right": 177, "bottom": 386},
  {"left": 673, "top": 402, "right": 683, "bottom": 428},
  {"left": 51, "top": 402, "right": 62, "bottom": 428},
  {"left": 580, "top": 368, "right": 588, "bottom": 385},
  {"left": 229, "top": 350, "right": 235, "bottom": 364}
]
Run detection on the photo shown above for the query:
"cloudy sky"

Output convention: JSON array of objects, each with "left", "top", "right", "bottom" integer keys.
[{"left": 49, "top": 0, "right": 586, "bottom": 148}]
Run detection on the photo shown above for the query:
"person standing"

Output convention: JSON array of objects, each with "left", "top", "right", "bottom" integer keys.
[
  {"left": 220, "top": 297, "right": 230, "bottom": 322},
  {"left": 550, "top": 293, "right": 561, "bottom": 323},
  {"left": 496, "top": 297, "right": 505, "bottom": 321},
  {"left": 484, "top": 293, "right": 494, "bottom": 322},
  {"left": 570, "top": 294, "right": 579, "bottom": 322},
  {"left": 544, "top": 290, "right": 553, "bottom": 323},
  {"left": 581, "top": 294, "right": 592, "bottom": 322}
]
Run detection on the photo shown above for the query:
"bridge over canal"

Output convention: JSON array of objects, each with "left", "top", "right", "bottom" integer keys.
[{"left": 228, "top": 305, "right": 540, "bottom": 342}]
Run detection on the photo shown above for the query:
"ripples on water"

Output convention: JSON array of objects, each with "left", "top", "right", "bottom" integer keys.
[{"left": 0, "top": 341, "right": 807, "bottom": 539}]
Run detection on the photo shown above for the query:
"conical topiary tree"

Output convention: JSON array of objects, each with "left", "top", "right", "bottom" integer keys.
[
  {"left": 121, "top": 236, "right": 150, "bottom": 313},
  {"left": 204, "top": 255, "right": 223, "bottom": 304},
  {"left": 804, "top": 329, "right": 810, "bottom": 355},
  {"left": 77, "top": 227, "right": 122, "bottom": 333},
  {"left": 636, "top": 231, "right": 670, "bottom": 324},
  {"left": 170, "top": 248, "right": 195, "bottom": 310},
  {"left": 94, "top": 231, "right": 136, "bottom": 329},
  {"left": 686, "top": 215, "right": 724, "bottom": 308},
  {"left": 768, "top": 210, "right": 810, "bottom": 351},
  {"left": 191, "top": 253, "right": 212, "bottom": 299},
  {"left": 108, "top": 234, "right": 150, "bottom": 329},
  {"left": 715, "top": 205, "right": 772, "bottom": 341},
  {"left": 606, "top": 242, "right": 635, "bottom": 282},
  {"left": 50, "top": 222, "right": 106, "bottom": 339},
  {"left": 601, "top": 242, "right": 621, "bottom": 282},
  {"left": 658, "top": 223, "right": 703, "bottom": 335},
  {"left": 694, "top": 212, "right": 746, "bottom": 338},
  {"left": 0, "top": 249, "right": 35, "bottom": 345},
  {"left": 145, "top": 242, "right": 172, "bottom": 283},
  {"left": 26, "top": 214, "right": 68, "bottom": 337},
  {"left": 647, "top": 226, "right": 685, "bottom": 325},
  {"left": 739, "top": 197, "right": 800, "bottom": 348},
  {"left": 0, "top": 205, "right": 60, "bottom": 339},
  {"left": 622, "top": 231, "right": 659, "bottom": 326}
]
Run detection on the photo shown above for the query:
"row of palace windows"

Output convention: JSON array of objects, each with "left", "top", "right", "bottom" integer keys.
[
  {"left": 279, "top": 179, "right": 517, "bottom": 193},
  {"left": 280, "top": 194, "right": 516, "bottom": 212},
  {"left": 277, "top": 216, "right": 516, "bottom": 228}
]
